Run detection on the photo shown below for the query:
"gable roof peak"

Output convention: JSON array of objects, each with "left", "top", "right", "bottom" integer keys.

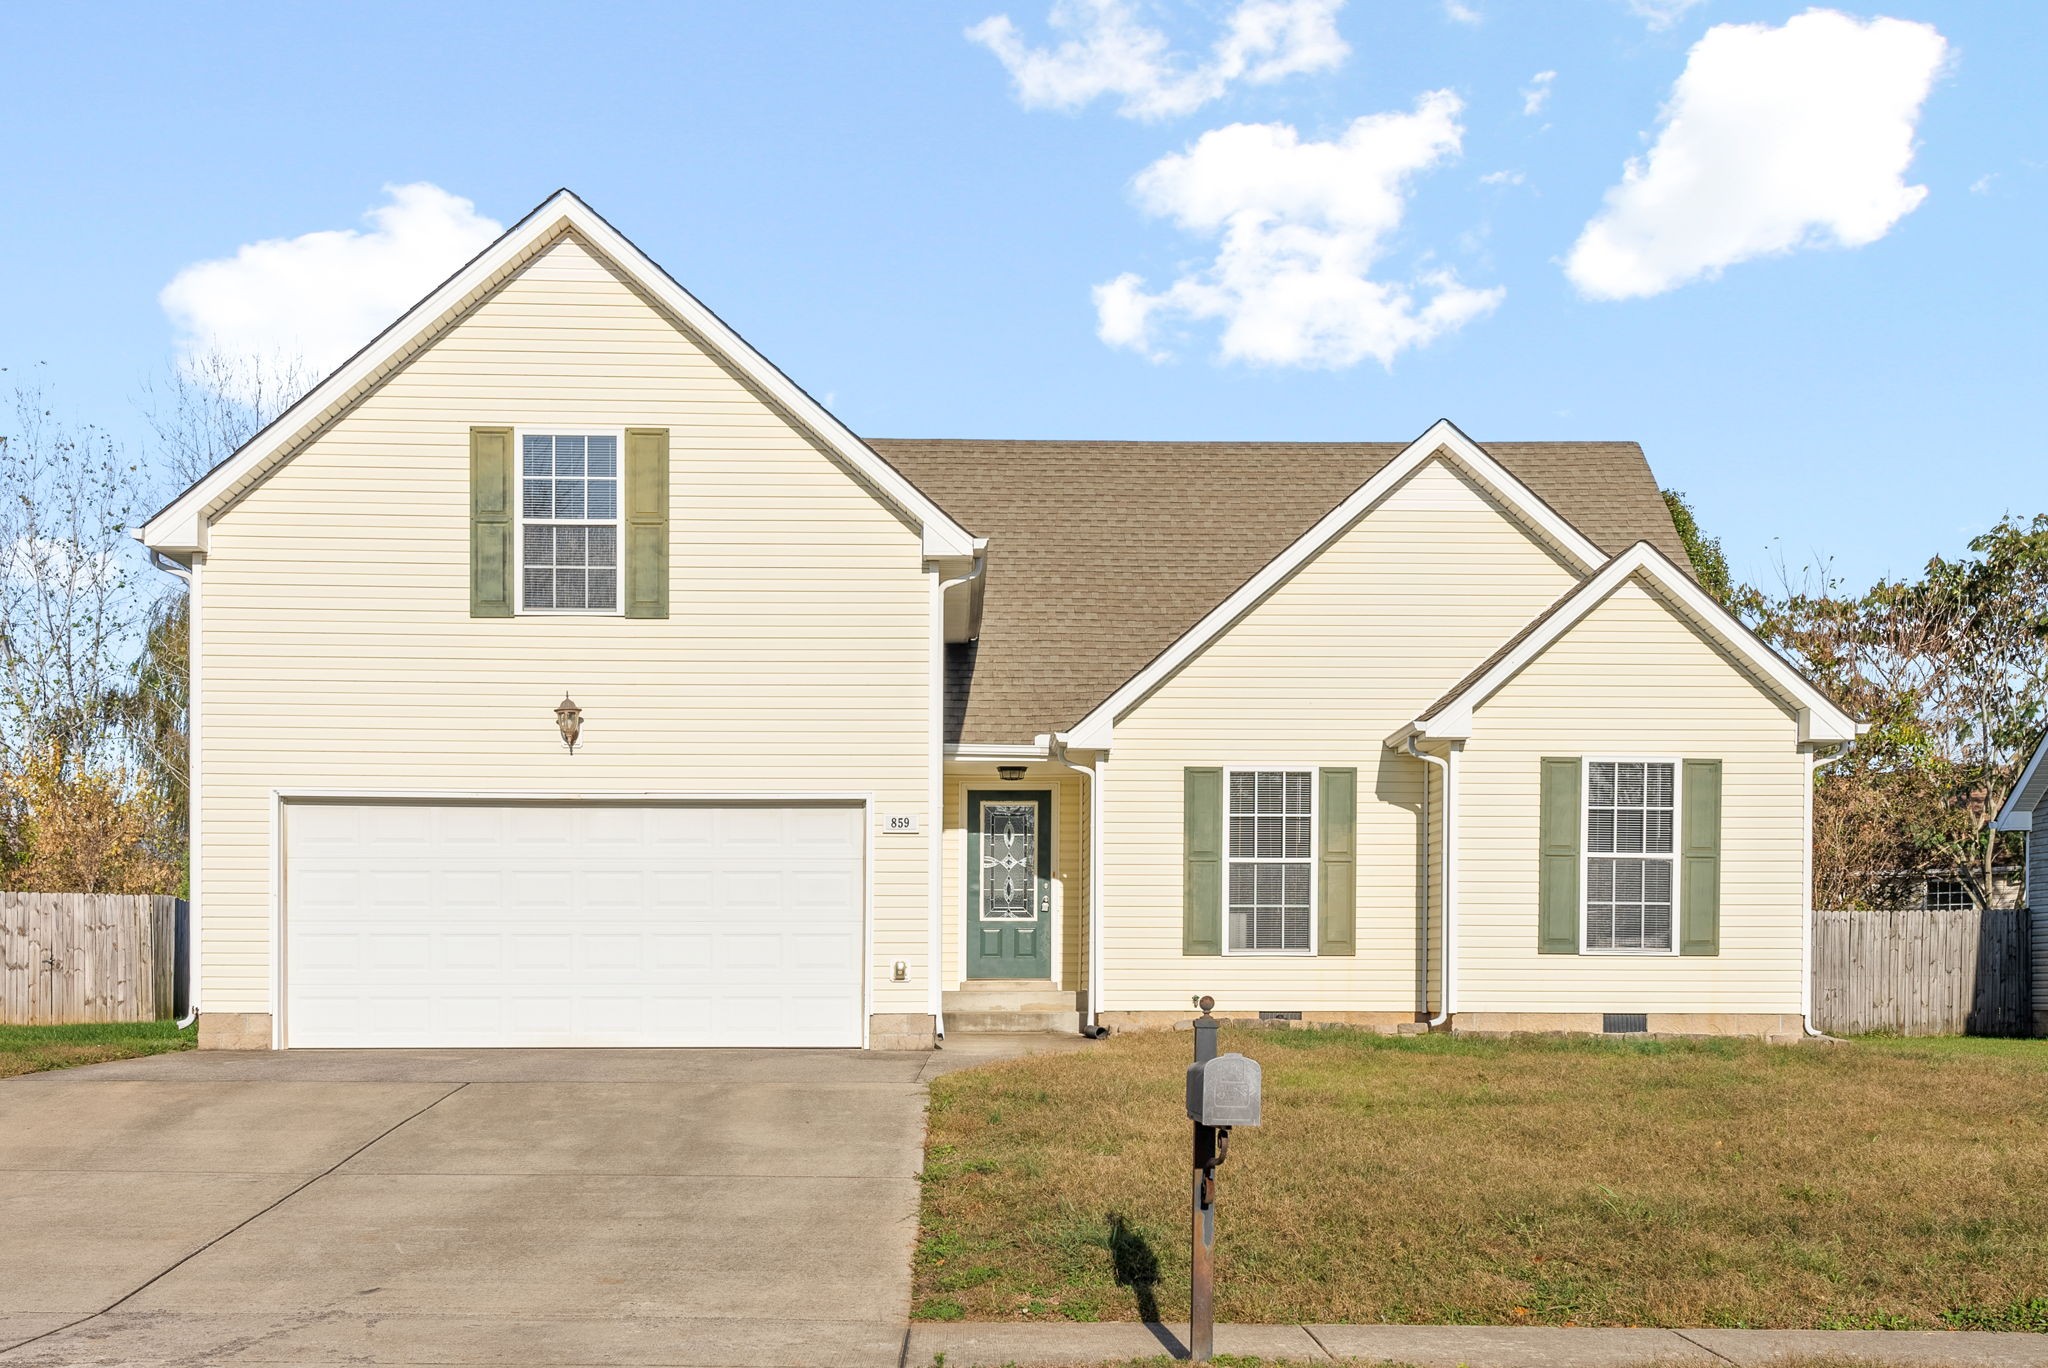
[
  {"left": 140, "top": 189, "right": 974, "bottom": 558},
  {"left": 1396, "top": 540, "right": 1862, "bottom": 748}
]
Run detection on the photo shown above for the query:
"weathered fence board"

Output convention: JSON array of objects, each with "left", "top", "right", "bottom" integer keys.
[
  {"left": 1812, "top": 906, "right": 2031, "bottom": 1037},
  {"left": 0, "top": 893, "right": 184, "bottom": 1024}
]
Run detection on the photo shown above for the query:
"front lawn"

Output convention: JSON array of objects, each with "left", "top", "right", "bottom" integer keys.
[
  {"left": 915, "top": 1028, "right": 2048, "bottom": 1327},
  {"left": 0, "top": 1019, "right": 196, "bottom": 1080}
]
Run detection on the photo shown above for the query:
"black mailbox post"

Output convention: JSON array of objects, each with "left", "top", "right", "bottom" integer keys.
[{"left": 1184, "top": 997, "right": 1261, "bottom": 1362}]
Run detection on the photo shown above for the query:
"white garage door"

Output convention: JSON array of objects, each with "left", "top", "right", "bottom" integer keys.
[{"left": 283, "top": 802, "right": 865, "bottom": 1048}]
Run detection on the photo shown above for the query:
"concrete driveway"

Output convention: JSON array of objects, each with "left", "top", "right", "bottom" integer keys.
[{"left": 0, "top": 1046, "right": 974, "bottom": 1368}]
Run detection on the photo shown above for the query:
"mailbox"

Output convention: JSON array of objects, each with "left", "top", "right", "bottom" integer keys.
[{"left": 1185, "top": 1052, "right": 1262, "bottom": 1128}]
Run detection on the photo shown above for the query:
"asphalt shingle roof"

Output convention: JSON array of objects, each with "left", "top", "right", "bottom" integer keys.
[{"left": 868, "top": 439, "right": 1688, "bottom": 745}]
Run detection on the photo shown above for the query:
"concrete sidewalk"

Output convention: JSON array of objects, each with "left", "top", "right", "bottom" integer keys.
[{"left": 909, "top": 1322, "right": 2048, "bottom": 1367}]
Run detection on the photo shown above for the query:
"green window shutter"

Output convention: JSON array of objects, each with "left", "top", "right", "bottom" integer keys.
[
  {"left": 1183, "top": 767, "right": 1223, "bottom": 956},
  {"left": 1318, "top": 767, "right": 1357, "bottom": 957},
  {"left": 1539, "top": 757, "right": 1581, "bottom": 954},
  {"left": 623, "top": 427, "right": 670, "bottom": 619},
  {"left": 469, "top": 427, "right": 514, "bottom": 618},
  {"left": 1681, "top": 759, "right": 1722, "bottom": 956}
]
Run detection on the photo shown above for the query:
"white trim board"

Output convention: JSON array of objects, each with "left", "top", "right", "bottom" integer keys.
[
  {"left": 1995, "top": 731, "right": 2048, "bottom": 831},
  {"left": 139, "top": 189, "right": 975, "bottom": 559},
  {"left": 1390, "top": 542, "right": 1863, "bottom": 748},
  {"left": 1064, "top": 420, "right": 1607, "bottom": 749}
]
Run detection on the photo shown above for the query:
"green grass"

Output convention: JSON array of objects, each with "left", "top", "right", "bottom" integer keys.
[
  {"left": 0, "top": 1019, "right": 196, "bottom": 1079},
  {"left": 915, "top": 1028, "right": 2048, "bottom": 1327}
]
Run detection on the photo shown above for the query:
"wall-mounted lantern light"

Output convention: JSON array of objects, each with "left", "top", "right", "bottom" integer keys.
[
  {"left": 555, "top": 694, "right": 583, "bottom": 753},
  {"left": 997, "top": 764, "right": 1028, "bottom": 782}
]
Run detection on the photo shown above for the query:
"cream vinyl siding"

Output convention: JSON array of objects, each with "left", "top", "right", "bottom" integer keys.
[
  {"left": 1099, "top": 460, "right": 1581, "bottom": 1013},
  {"left": 941, "top": 771, "right": 1089, "bottom": 990},
  {"left": 1458, "top": 580, "right": 1806, "bottom": 1013},
  {"left": 196, "top": 233, "right": 932, "bottom": 1017},
  {"left": 2031, "top": 813, "right": 2048, "bottom": 1030}
]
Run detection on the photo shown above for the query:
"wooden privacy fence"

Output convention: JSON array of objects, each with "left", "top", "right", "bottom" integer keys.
[
  {"left": 1811, "top": 906, "right": 2031, "bottom": 1037},
  {"left": 0, "top": 893, "right": 185, "bottom": 1024}
]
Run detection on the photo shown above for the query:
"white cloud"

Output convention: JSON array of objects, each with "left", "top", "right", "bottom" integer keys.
[
  {"left": 1522, "top": 69, "right": 1556, "bottom": 116},
  {"left": 1565, "top": 10, "right": 1947, "bottom": 301},
  {"left": 967, "top": 0, "right": 1348, "bottom": 120},
  {"left": 1095, "top": 91, "right": 1503, "bottom": 368},
  {"left": 160, "top": 183, "right": 503, "bottom": 383},
  {"left": 1970, "top": 173, "right": 1996, "bottom": 194},
  {"left": 1625, "top": 0, "right": 1706, "bottom": 30},
  {"left": 1443, "top": 1, "right": 1481, "bottom": 25},
  {"left": 1480, "top": 169, "right": 1526, "bottom": 187}
]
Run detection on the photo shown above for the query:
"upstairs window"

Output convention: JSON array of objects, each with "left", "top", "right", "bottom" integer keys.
[
  {"left": 520, "top": 432, "right": 620, "bottom": 613},
  {"left": 1585, "top": 759, "right": 1677, "bottom": 952},
  {"left": 1226, "top": 769, "right": 1314, "bottom": 953}
]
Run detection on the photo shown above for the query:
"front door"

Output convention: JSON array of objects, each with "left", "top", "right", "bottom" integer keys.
[{"left": 967, "top": 790, "right": 1052, "bottom": 980}]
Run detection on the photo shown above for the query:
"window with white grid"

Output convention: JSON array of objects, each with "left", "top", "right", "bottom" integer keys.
[
  {"left": 1922, "top": 877, "right": 1974, "bottom": 911},
  {"left": 1226, "top": 769, "right": 1314, "bottom": 953},
  {"left": 520, "top": 432, "right": 620, "bottom": 612},
  {"left": 1584, "top": 760, "right": 1676, "bottom": 951}
]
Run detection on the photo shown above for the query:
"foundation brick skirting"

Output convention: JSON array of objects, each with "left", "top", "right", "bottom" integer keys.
[
  {"left": 868, "top": 1012, "right": 938, "bottom": 1051},
  {"left": 1095, "top": 1009, "right": 1810, "bottom": 1042},
  {"left": 197, "top": 1012, "right": 274, "bottom": 1050},
  {"left": 1449, "top": 1011, "right": 1809, "bottom": 1042},
  {"left": 1098, "top": 1010, "right": 1415, "bottom": 1033},
  {"left": 203, "top": 1011, "right": 937, "bottom": 1050}
]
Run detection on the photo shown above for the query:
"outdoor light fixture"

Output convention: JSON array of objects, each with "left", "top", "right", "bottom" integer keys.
[
  {"left": 997, "top": 764, "right": 1028, "bottom": 782},
  {"left": 554, "top": 694, "right": 583, "bottom": 753}
]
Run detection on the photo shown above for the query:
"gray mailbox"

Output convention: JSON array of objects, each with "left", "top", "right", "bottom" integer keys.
[{"left": 1185, "top": 1052, "right": 1262, "bottom": 1128}]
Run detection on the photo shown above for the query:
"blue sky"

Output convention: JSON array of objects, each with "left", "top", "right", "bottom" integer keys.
[{"left": 1, "top": 1, "right": 2039, "bottom": 592}]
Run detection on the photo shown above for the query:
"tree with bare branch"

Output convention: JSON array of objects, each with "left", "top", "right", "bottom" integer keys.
[{"left": 0, "top": 369, "right": 146, "bottom": 777}]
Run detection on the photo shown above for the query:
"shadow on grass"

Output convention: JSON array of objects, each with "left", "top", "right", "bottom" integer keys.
[{"left": 1106, "top": 1211, "right": 1161, "bottom": 1322}]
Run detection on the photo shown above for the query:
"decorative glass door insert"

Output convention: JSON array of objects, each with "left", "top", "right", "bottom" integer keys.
[{"left": 966, "top": 790, "right": 1052, "bottom": 979}]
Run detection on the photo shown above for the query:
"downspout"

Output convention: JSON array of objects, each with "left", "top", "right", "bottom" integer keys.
[
  {"left": 148, "top": 550, "right": 199, "bottom": 1032},
  {"left": 1051, "top": 735, "right": 1109, "bottom": 1038},
  {"left": 1803, "top": 742, "right": 1853, "bottom": 1039},
  {"left": 931, "top": 549, "right": 987, "bottom": 1043},
  {"left": 1406, "top": 736, "right": 1453, "bottom": 1028}
]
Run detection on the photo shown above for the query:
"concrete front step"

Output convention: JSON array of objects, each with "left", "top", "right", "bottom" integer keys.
[
  {"left": 944, "top": 1009, "right": 1083, "bottom": 1035},
  {"left": 942, "top": 981, "right": 1084, "bottom": 1014}
]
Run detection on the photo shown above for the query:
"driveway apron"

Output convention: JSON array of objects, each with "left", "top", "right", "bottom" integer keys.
[{"left": 0, "top": 1048, "right": 931, "bottom": 1367}]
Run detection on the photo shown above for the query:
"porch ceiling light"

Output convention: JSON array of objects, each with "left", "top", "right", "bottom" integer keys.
[
  {"left": 555, "top": 693, "right": 583, "bottom": 753},
  {"left": 997, "top": 764, "right": 1028, "bottom": 782}
]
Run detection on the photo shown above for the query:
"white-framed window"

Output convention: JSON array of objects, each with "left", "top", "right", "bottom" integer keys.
[
  {"left": 517, "top": 429, "right": 623, "bottom": 614},
  {"left": 1225, "top": 767, "right": 1315, "bottom": 954},
  {"left": 1583, "top": 758, "right": 1678, "bottom": 953},
  {"left": 1922, "top": 877, "right": 1974, "bottom": 912}
]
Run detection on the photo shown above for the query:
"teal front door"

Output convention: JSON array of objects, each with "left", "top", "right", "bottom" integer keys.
[{"left": 967, "top": 790, "right": 1052, "bottom": 980}]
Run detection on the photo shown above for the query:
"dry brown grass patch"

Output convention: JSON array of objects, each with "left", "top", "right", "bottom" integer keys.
[{"left": 914, "top": 1028, "right": 2048, "bottom": 1326}]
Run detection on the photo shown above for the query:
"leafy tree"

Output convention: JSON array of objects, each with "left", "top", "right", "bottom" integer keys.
[
  {"left": 1737, "top": 515, "right": 2048, "bottom": 908},
  {"left": 1662, "top": 488, "right": 1732, "bottom": 604},
  {"left": 2, "top": 741, "right": 180, "bottom": 894}
]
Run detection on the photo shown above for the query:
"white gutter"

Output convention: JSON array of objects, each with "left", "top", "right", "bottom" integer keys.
[
  {"left": 147, "top": 550, "right": 199, "bottom": 1032},
  {"left": 1406, "top": 736, "right": 1454, "bottom": 1028},
  {"left": 1050, "top": 734, "right": 1108, "bottom": 1037},
  {"left": 930, "top": 547, "right": 988, "bottom": 1042},
  {"left": 1803, "top": 742, "right": 1853, "bottom": 1040}
]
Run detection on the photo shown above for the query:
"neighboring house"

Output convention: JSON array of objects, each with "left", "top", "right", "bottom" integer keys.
[
  {"left": 1994, "top": 733, "right": 2048, "bottom": 1035},
  {"left": 141, "top": 191, "right": 1861, "bottom": 1052}
]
